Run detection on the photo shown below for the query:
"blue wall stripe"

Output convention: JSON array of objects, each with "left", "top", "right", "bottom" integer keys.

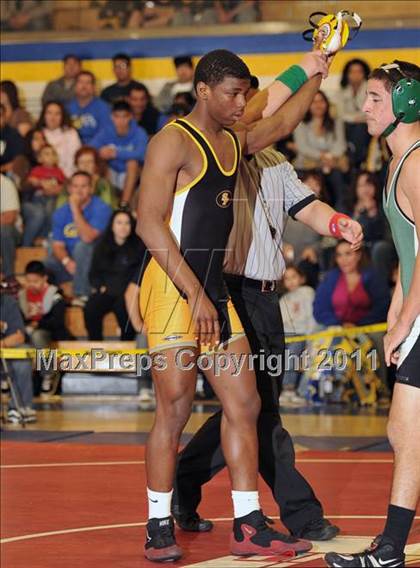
[{"left": 1, "top": 28, "right": 419, "bottom": 62}]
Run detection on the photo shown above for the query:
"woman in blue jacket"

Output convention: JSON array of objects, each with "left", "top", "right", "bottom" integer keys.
[{"left": 314, "top": 240, "right": 390, "bottom": 327}]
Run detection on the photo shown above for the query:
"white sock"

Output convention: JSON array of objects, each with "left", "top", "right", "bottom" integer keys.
[
  {"left": 231, "top": 490, "right": 260, "bottom": 518},
  {"left": 147, "top": 488, "right": 173, "bottom": 520}
]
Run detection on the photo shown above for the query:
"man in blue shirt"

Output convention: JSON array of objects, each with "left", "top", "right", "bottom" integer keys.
[
  {"left": 67, "top": 71, "right": 111, "bottom": 144},
  {"left": 45, "top": 170, "right": 112, "bottom": 306},
  {"left": 91, "top": 100, "right": 148, "bottom": 206}
]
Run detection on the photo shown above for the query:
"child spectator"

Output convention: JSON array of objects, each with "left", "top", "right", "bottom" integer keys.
[
  {"left": 42, "top": 54, "right": 82, "bottom": 107},
  {"left": 84, "top": 210, "right": 140, "bottom": 340},
  {"left": 14, "top": 128, "right": 47, "bottom": 203},
  {"left": 22, "top": 144, "right": 65, "bottom": 245},
  {"left": 100, "top": 53, "right": 142, "bottom": 104},
  {"left": 18, "top": 261, "right": 71, "bottom": 395},
  {"left": 128, "top": 84, "right": 168, "bottom": 136},
  {"left": 0, "top": 80, "right": 33, "bottom": 137},
  {"left": 37, "top": 101, "right": 81, "bottom": 177},
  {"left": 336, "top": 58, "right": 371, "bottom": 168},
  {"left": 279, "top": 266, "right": 317, "bottom": 406},
  {"left": 56, "top": 146, "right": 118, "bottom": 209},
  {"left": 91, "top": 100, "right": 148, "bottom": 207},
  {"left": 0, "top": 293, "right": 36, "bottom": 423},
  {"left": 45, "top": 171, "right": 112, "bottom": 306},
  {"left": 293, "top": 90, "right": 348, "bottom": 209},
  {"left": 67, "top": 71, "right": 111, "bottom": 144}
]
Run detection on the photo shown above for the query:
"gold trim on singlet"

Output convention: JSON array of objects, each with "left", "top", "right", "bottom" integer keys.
[
  {"left": 177, "top": 118, "right": 239, "bottom": 176},
  {"left": 165, "top": 121, "right": 208, "bottom": 196}
]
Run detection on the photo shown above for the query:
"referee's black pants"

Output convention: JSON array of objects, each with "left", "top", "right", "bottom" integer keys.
[{"left": 173, "top": 274, "right": 324, "bottom": 534}]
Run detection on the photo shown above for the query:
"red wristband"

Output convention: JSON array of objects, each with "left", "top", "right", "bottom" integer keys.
[{"left": 329, "top": 213, "right": 351, "bottom": 238}]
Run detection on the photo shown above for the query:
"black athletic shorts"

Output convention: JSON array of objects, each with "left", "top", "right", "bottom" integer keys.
[{"left": 395, "top": 334, "right": 420, "bottom": 389}]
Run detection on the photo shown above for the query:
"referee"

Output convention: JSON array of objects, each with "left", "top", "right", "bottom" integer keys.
[{"left": 172, "top": 146, "right": 363, "bottom": 540}]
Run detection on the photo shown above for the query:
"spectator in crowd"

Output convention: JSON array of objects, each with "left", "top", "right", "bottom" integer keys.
[
  {"left": 172, "top": 91, "right": 195, "bottom": 111},
  {"left": 293, "top": 90, "right": 348, "bottom": 209},
  {"left": 56, "top": 146, "right": 118, "bottom": 209},
  {"left": 171, "top": 0, "right": 218, "bottom": 26},
  {"left": 42, "top": 54, "right": 82, "bottom": 107},
  {"left": 336, "top": 58, "right": 371, "bottom": 168},
  {"left": 91, "top": 100, "right": 148, "bottom": 206},
  {"left": 214, "top": 0, "right": 258, "bottom": 24},
  {"left": 313, "top": 240, "right": 389, "bottom": 327},
  {"left": 0, "top": 293, "right": 36, "bottom": 423},
  {"left": 0, "top": 0, "right": 52, "bottom": 31},
  {"left": 93, "top": 0, "right": 131, "bottom": 29},
  {"left": 84, "top": 209, "right": 139, "bottom": 340},
  {"left": 311, "top": 241, "right": 390, "bottom": 404},
  {"left": 283, "top": 171, "right": 326, "bottom": 262},
  {"left": 128, "top": 84, "right": 168, "bottom": 136},
  {"left": 156, "top": 56, "right": 195, "bottom": 113},
  {"left": 0, "top": 174, "right": 20, "bottom": 277},
  {"left": 37, "top": 101, "right": 81, "bottom": 178},
  {"left": 0, "top": 103, "right": 24, "bottom": 175},
  {"left": 18, "top": 260, "right": 71, "bottom": 395},
  {"left": 283, "top": 170, "right": 332, "bottom": 285},
  {"left": 13, "top": 127, "right": 47, "bottom": 184},
  {"left": 67, "top": 71, "right": 111, "bottom": 145},
  {"left": 21, "top": 144, "right": 65, "bottom": 246},
  {"left": 0, "top": 80, "right": 33, "bottom": 137},
  {"left": 101, "top": 53, "right": 142, "bottom": 104},
  {"left": 166, "top": 91, "right": 196, "bottom": 121},
  {"left": 344, "top": 170, "right": 396, "bottom": 279},
  {"left": 279, "top": 266, "right": 317, "bottom": 406},
  {"left": 45, "top": 171, "right": 112, "bottom": 306}
]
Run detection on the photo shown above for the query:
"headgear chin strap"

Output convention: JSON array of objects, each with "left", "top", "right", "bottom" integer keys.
[
  {"left": 380, "top": 63, "right": 420, "bottom": 137},
  {"left": 302, "top": 10, "right": 362, "bottom": 55}
]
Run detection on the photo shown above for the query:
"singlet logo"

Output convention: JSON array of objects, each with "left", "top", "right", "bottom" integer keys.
[{"left": 216, "top": 190, "right": 232, "bottom": 208}]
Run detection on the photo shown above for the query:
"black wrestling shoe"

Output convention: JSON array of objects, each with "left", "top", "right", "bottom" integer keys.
[
  {"left": 174, "top": 511, "right": 213, "bottom": 532},
  {"left": 144, "top": 517, "right": 182, "bottom": 563},
  {"left": 294, "top": 517, "right": 340, "bottom": 541},
  {"left": 325, "top": 535, "right": 405, "bottom": 567}
]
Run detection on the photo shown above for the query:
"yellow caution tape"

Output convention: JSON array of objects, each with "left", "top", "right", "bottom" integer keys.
[
  {"left": 0, "top": 348, "right": 148, "bottom": 360},
  {"left": 284, "top": 322, "right": 387, "bottom": 344},
  {"left": 0, "top": 323, "right": 387, "bottom": 359}
]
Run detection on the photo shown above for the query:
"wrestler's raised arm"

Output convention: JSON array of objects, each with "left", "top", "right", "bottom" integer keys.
[
  {"left": 241, "top": 49, "right": 329, "bottom": 124},
  {"left": 238, "top": 73, "right": 322, "bottom": 154}
]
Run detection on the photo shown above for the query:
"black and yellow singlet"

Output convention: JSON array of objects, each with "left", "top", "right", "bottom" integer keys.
[
  {"left": 169, "top": 118, "right": 241, "bottom": 301},
  {"left": 139, "top": 118, "right": 245, "bottom": 353}
]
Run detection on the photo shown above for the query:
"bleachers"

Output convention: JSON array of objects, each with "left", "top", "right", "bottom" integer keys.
[
  {"left": 259, "top": 0, "right": 420, "bottom": 22},
  {"left": 15, "top": 246, "right": 47, "bottom": 276}
]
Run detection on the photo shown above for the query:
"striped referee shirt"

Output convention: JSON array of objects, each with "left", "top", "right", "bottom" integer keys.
[{"left": 224, "top": 147, "right": 316, "bottom": 281}]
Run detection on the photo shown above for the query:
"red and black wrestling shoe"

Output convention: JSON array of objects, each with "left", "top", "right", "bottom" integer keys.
[
  {"left": 144, "top": 516, "right": 182, "bottom": 563},
  {"left": 231, "top": 509, "right": 312, "bottom": 557}
]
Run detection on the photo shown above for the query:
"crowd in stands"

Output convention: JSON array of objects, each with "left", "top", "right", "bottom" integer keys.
[
  {"left": 0, "top": 53, "right": 398, "bottom": 421},
  {"left": 0, "top": 1, "right": 259, "bottom": 32}
]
